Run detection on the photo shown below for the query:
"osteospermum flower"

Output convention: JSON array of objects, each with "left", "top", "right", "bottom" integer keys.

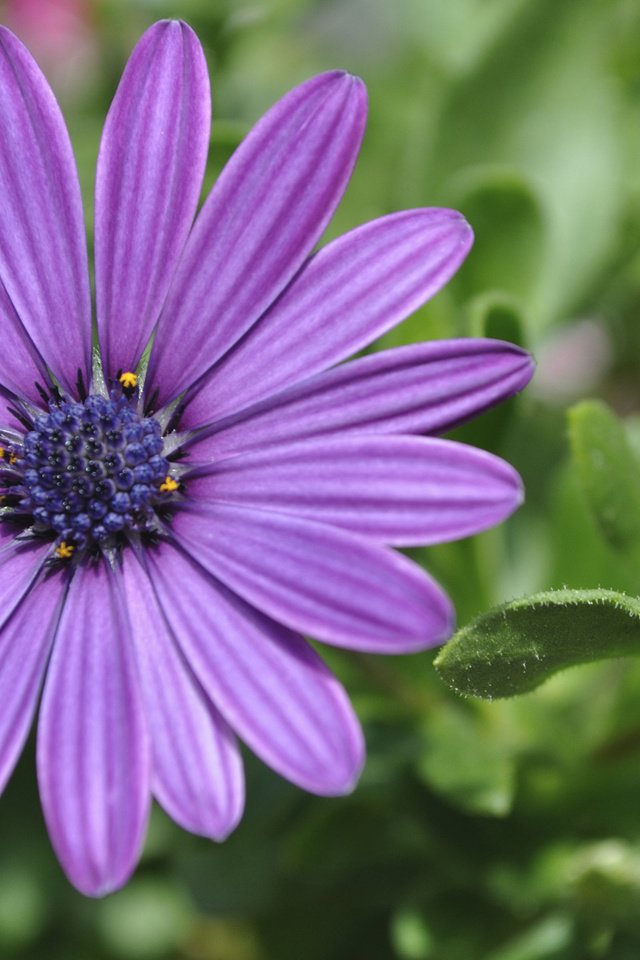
[{"left": 0, "top": 20, "right": 534, "bottom": 896}]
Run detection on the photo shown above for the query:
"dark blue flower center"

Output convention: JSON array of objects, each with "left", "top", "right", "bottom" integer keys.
[{"left": 10, "top": 394, "right": 174, "bottom": 551}]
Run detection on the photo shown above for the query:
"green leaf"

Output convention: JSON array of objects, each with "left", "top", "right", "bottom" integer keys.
[
  {"left": 417, "top": 703, "right": 515, "bottom": 816},
  {"left": 390, "top": 907, "right": 434, "bottom": 960},
  {"left": 429, "top": 0, "right": 624, "bottom": 328},
  {"left": 568, "top": 400, "right": 640, "bottom": 559},
  {"left": 485, "top": 914, "right": 572, "bottom": 960},
  {"left": 547, "top": 462, "right": 639, "bottom": 595},
  {"left": 466, "top": 291, "right": 527, "bottom": 346},
  {"left": 434, "top": 589, "right": 640, "bottom": 699},
  {"left": 97, "top": 879, "right": 191, "bottom": 959},
  {"left": 449, "top": 170, "right": 546, "bottom": 307}
]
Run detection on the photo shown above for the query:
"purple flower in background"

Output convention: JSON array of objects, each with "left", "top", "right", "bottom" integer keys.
[{"left": 0, "top": 20, "right": 533, "bottom": 896}]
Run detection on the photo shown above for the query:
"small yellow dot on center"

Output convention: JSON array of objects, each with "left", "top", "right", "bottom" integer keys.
[{"left": 119, "top": 371, "right": 138, "bottom": 389}]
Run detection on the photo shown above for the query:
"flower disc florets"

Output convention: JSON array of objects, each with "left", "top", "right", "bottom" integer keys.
[{"left": 3, "top": 392, "right": 176, "bottom": 553}]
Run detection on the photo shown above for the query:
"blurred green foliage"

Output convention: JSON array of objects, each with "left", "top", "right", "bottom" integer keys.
[{"left": 4, "top": 0, "right": 640, "bottom": 957}]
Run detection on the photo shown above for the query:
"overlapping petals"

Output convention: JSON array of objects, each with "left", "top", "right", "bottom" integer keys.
[
  {"left": 0, "top": 17, "right": 534, "bottom": 898},
  {"left": 0, "top": 538, "right": 62, "bottom": 793},
  {"left": 174, "top": 503, "right": 454, "bottom": 652},
  {"left": 122, "top": 551, "right": 244, "bottom": 840},
  {"left": 183, "top": 209, "right": 473, "bottom": 426},
  {"left": 0, "top": 281, "right": 50, "bottom": 405},
  {"left": 147, "top": 543, "right": 365, "bottom": 794},
  {"left": 188, "top": 339, "right": 534, "bottom": 459},
  {"left": 0, "top": 527, "right": 51, "bottom": 618},
  {"left": 147, "top": 70, "right": 368, "bottom": 405}
]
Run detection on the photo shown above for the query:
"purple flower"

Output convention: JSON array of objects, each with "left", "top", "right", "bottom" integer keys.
[{"left": 0, "top": 20, "right": 533, "bottom": 896}]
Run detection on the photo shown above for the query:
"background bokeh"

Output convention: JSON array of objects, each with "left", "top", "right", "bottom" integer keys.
[{"left": 3, "top": 0, "right": 640, "bottom": 957}]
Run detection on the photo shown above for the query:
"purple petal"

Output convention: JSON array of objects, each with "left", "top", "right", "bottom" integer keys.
[
  {"left": 0, "top": 280, "right": 50, "bottom": 405},
  {"left": 188, "top": 435, "right": 523, "bottom": 546},
  {"left": 0, "top": 537, "right": 58, "bottom": 793},
  {"left": 147, "top": 71, "right": 367, "bottom": 406},
  {"left": 147, "top": 541, "right": 364, "bottom": 795},
  {"left": 0, "top": 533, "right": 51, "bottom": 617},
  {"left": 121, "top": 550, "right": 244, "bottom": 840},
  {"left": 0, "top": 569, "right": 63, "bottom": 795},
  {"left": 0, "top": 27, "right": 91, "bottom": 394},
  {"left": 187, "top": 339, "right": 534, "bottom": 459},
  {"left": 185, "top": 209, "right": 472, "bottom": 425},
  {"left": 95, "top": 21, "right": 211, "bottom": 378},
  {"left": 173, "top": 502, "right": 453, "bottom": 652},
  {"left": 0, "top": 392, "right": 14, "bottom": 427},
  {"left": 37, "top": 563, "right": 150, "bottom": 897}
]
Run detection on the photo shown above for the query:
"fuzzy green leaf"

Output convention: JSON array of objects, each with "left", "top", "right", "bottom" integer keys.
[{"left": 435, "top": 589, "right": 640, "bottom": 699}]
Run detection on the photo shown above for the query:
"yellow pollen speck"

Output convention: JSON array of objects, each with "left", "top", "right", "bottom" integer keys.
[
  {"left": 0, "top": 448, "right": 4, "bottom": 459},
  {"left": 160, "top": 476, "right": 179, "bottom": 493},
  {"left": 8, "top": 453, "right": 16, "bottom": 465},
  {"left": 55, "top": 541, "right": 75, "bottom": 559},
  {"left": 119, "top": 371, "right": 138, "bottom": 389}
]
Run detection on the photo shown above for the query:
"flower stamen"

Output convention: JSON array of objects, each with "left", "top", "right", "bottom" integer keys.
[
  {"left": 159, "top": 476, "right": 179, "bottom": 493},
  {"left": 0, "top": 448, "right": 17, "bottom": 465},
  {"left": 119, "top": 371, "right": 138, "bottom": 389},
  {"left": 9, "top": 394, "right": 173, "bottom": 552},
  {"left": 55, "top": 541, "right": 74, "bottom": 559}
]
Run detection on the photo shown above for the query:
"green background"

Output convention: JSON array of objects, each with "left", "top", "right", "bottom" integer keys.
[{"left": 4, "top": 0, "right": 640, "bottom": 957}]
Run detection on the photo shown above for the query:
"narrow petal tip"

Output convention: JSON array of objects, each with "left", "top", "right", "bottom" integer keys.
[
  {"left": 512, "top": 469, "right": 526, "bottom": 511},
  {"left": 147, "top": 18, "right": 202, "bottom": 45},
  {"left": 520, "top": 349, "right": 537, "bottom": 390},
  {"left": 435, "top": 207, "right": 475, "bottom": 261},
  {"left": 492, "top": 340, "right": 536, "bottom": 395},
  {"left": 485, "top": 455, "right": 526, "bottom": 525}
]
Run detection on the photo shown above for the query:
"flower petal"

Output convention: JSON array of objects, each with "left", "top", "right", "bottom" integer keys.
[
  {"left": 187, "top": 339, "right": 534, "bottom": 460},
  {"left": 0, "top": 27, "right": 91, "bottom": 394},
  {"left": 147, "top": 541, "right": 364, "bottom": 795},
  {"left": 0, "top": 537, "right": 58, "bottom": 794},
  {"left": 0, "top": 392, "right": 14, "bottom": 428},
  {"left": 173, "top": 502, "right": 453, "bottom": 652},
  {"left": 184, "top": 209, "right": 472, "bottom": 426},
  {"left": 37, "top": 562, "right": 150, "bottom": 897},
  {"left": 0, "top": 534, "right": 51, "bottom": 617},
  {"left": 121, "top": 549, "right": 244, "bottom": 840},
  {"left": 147, "top": 71, "right": 367, "bottom": 406},
  {"left": 188, "top": 435, "right": 523, "bottom": 546},
  {"left": 0, "top": 280, "right": 50, "bottom": 405},
  {"left": 95, "top": 20, "right": 211, "bottom": 378},
  {"left": 0, "top": 568, "right": 63, "bottom": 795}
]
